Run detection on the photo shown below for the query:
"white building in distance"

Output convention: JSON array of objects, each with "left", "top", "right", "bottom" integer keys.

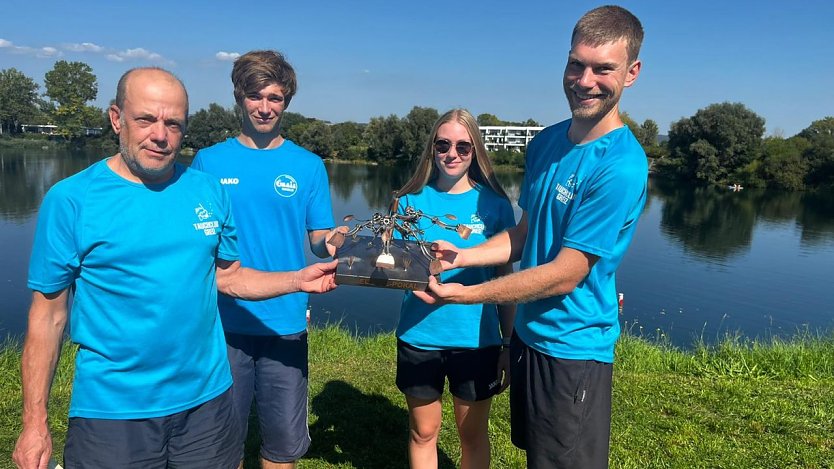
[{"left": 479, "top": 126, "right": 544, "bottom": 152}]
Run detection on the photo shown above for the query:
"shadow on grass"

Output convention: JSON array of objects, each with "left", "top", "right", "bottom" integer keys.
[{"left": 306, "top": 379, "right": 456, "bottom": 468}]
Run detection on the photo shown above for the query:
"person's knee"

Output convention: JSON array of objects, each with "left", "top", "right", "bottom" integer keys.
[
  {"left": 409, "top": 419, "right": 441, "bottom": 446},
  {"left": 457, "top": 424, "right": 489, "bottom": 450}
]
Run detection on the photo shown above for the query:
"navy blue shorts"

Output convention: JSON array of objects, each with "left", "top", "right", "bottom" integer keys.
[
  {"left": 396, "top": 339, "right": 502, "bottom": 402},
  {"left": 63, "top": 387, "right": 239, "bottom": 469},
  {"left": 510, "top": 334, "right": 613, "bottom": 469},
  {"left": 225, "top": 331, "right": 310, "bottom": 463}
]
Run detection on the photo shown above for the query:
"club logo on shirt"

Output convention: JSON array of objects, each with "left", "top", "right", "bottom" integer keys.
[
  {"left": 465, "top": 213, "right": 485, "bottom": 235},
  {"left": 193, "top": 203, "right": 219, "bottom": 235},
  {"left": 274, "top": 174, "right": 298, "bottom": 198},
  {"left": 555, "top": 173, "right": 580, "bottom": 205}
]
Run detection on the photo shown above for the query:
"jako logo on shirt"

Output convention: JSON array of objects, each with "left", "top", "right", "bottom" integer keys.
[
  {"left": 220, "top": 177, "right": 239, "bottom": 185},
  {"left": 274, "top": 175, "right": 298, "bottom": 198}
]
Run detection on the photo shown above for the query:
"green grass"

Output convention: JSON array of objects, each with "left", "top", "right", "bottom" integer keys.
[{"left": 1, "top": 327, "right": 833, "bottom": 468}]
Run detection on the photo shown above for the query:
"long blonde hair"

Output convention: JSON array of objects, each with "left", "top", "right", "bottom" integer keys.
[{"left": 395, "top": 108, "right": 509, "bottom": 200}]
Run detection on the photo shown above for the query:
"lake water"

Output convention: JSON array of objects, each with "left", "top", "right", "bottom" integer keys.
[{"left": 2, "top": 147, "right": 833, "bottom": 348}]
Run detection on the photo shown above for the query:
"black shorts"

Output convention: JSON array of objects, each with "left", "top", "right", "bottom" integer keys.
[
  {"left": 396, "top": 339, "right": 501, "bottom": 402},
  {"left": 63, "top": 387, "right": 239, "bottom": 469},
  {"left": 510, "top": 335, "right": 613, "bottom": 469}
]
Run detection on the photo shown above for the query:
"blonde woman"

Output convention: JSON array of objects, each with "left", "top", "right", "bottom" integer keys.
[{"left": 394, "top": 109, "right": 516, "bottom": 468}]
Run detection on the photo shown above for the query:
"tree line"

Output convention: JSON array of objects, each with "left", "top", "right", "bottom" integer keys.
[
  {"left": 1, "top": 63, "right": 831, "bottom": 190},
  {"left": 0, "top": 62, "right": 101, "bottom": 140}
]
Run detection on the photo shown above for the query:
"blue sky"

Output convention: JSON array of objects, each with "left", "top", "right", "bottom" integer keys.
[{"left": 1, "top": 0, "right": 830, "bottom": 137}]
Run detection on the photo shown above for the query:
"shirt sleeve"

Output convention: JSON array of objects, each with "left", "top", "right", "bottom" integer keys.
[
  {"left": 190, "top": 151, "right": 203, "bottom": 171},
  {"left": 27, "top": 184, "right": 81, "bottom": 293},
  {"left": 215, "top": 184, "right": 240, "bottom": 262},
  {"left": 497, "top": 197, "right": 517, "bottom": 232},
  {"left": 305, "top": 161, "right": 335, "bottom": 231},
  {"left": 562, "top": 157, "right": 646, "bottom": 258}
]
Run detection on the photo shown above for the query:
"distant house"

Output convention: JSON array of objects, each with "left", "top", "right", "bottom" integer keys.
[
  {"left": 479, "top": 125, "right": 543, "bottom": 152},
  {"left": 20, "top": 124, "right": 103, "bottom": 136}
]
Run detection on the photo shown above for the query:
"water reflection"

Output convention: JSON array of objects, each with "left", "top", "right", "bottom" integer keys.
[
  {"left": 654, "top": 180, "right": 757, "bottom": 261},
  {"left": 0, "top": 149, "right": 103, "bottom": 221},
  {"left": 650, "top": 179, "right": 834, "bottom": 260},
  {"left": 796, "top": 191, "right": 834, "bottom": 245}
]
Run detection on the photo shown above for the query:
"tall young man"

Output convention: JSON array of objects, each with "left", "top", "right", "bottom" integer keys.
[
  {"left": 192, "top": 51, "right": 336, "bottom": 469},
  {"left": 418, "top": 6, "right": 648, "bottom": 468},
  {"left": 13, "top": 67, "right": 336, "bottom": 469}
]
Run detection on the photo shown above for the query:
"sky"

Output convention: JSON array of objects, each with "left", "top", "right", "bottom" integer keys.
[{"left": 1, "top": 0, "right": 831, "bottom": 137}]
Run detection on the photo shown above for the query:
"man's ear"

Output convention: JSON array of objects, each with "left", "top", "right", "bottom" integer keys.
[
  {"left": 624, "top": 59, "right": 642, "bottom": 88},
  {"left": 109, "top": 104, "right": 122, "bottom": 134}
]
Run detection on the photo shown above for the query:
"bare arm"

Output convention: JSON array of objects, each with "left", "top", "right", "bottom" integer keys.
[
  {"left": 13, "top": 290, "right": 69, "bottom": 469},
  {"left": 309, "top": 226, "right": 349, "bottom": 258},
  {"left": 495, "top": 262, "right": 517, "bottom": 341},
  {"left": 424, "top": 246, "right": 598, "bottom": 306},
  {"left": 432, "top": 213, "right": 528, "bottom": 270},
  {"left": 494, "top": 263, "right": 516, "bottom": 392},
  {"left": 215, "top": 259, "right": 337, "bottom": 300},
  {"left": 309, "top": 229, "right": 332, "bottom": 259}
]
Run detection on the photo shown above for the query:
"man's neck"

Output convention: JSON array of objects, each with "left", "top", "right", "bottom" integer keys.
[
  {"left": 568, "top": 108, "right": 623, "bottom": 144},
  {"left": 107, "top": 154, "right": 174, "bottom": 185},
  {"left": 237, "top": 131, "right": 285, "bottom": 150}
]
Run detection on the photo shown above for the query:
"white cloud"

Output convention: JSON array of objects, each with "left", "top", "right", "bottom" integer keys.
[
  {"left": 215, "top": 51, "right": 240, "bottom": 61},
  {"left": 0, "top": 38, "right": 62, "bottom": 58},
  {"left": 2, "top": 38, "right": 172, "bottom": 64},
  {"left": 106, "top": 47, "right": 173, "bottom": 65},
  {"left": 63, "top": 42, "right": 104, "bottom": 52},
  {"left": 37, "top": 47, "right": 60, "bottom": 58}
]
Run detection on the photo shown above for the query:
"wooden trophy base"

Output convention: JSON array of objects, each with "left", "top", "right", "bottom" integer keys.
[{"left": 334, "top": 235, "right": 433, "bottom": 291}]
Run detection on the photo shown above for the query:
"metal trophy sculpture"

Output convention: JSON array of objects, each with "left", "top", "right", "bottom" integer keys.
[{"left": 328, "top": 196, "right": 472, "bottom": 290}]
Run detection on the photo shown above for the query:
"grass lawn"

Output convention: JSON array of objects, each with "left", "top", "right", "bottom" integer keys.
[{"left": 1, "top": 326, "right": 833, "bottom": 468}]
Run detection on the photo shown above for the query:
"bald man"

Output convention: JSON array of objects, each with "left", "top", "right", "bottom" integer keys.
[{"left": 13, "top": 67, "right": 336, "bottom": 469}]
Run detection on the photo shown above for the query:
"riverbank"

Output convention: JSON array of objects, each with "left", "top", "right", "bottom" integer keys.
[{"left": 1, "top": 327, "right": 832, "bottom": 468}]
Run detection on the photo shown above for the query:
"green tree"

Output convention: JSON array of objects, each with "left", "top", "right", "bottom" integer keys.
[
  {"left": 638, "top": 119, "right": 659, "bottom": 147},
  {"left": 44, "top": 60, "right": 99, "bottom": 140},
  {"left": 280, "top": 111, "right": 314, "bottom": 139},
  {"left": 364, "top": 115, "right": 405, "bottom": 162},
  {"left": 331, "top": 121, "right": 366, "bottom": 160},
  {"left": 0, "top": 68, "right": 41, "bottom": 134},
  {"left": 620, "top": 113, "right": 658, "bottom": 147},
  {"left": 797, "top": 117, "right": 834, "bottom": 187},
  {"left": 620, "top": 112, "right": 639, "bottom": 131},
  {"left": 402, "top": 106, "right": 439, "bottom": 161},
  {"left": 183, "top": 103, "right": 240, "bottom": 149},
  {"left": 667, "top": 102, "right": 765, "bottom": 185},
  {"left": 294, "top": 120, "right": 334, "bottom": 157},
  {"left": 522, "top": 118, "right": 541, "bottom": 127},
  {"left": 477, "top": 113, "right": 502, "bottom": 126},
  {"left": 44, "top": 60, "right": 97, "bottom": 106},
  {"left": 758, "top": 136, "right": 809, "bottom": 190}
]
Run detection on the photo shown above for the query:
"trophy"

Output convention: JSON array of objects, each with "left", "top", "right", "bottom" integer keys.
[{"left": 328, "top": 197, "right": 472, "bottom": 291}]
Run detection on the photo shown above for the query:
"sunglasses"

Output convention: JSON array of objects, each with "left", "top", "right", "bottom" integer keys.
[{"left": 434, "top": 139, "right": 473, "bottom": 157}]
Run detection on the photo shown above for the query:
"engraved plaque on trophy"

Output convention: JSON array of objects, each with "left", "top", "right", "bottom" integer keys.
[{"left": 328, "top": 198, "right": 471, "bottom": 291}]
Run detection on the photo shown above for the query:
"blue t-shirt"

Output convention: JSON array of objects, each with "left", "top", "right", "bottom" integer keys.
[
  {"left": 192, "top": 138, "right": 335, "bottom": 335},
  {"left": 28, "top": 159, "right": 237, "bottom": 419},
  {"left": 516, "top": 120, "right": 648, "bottom": 363},
  {"left": 396, "top": 184, "right": 516, "bottom": 350}
]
